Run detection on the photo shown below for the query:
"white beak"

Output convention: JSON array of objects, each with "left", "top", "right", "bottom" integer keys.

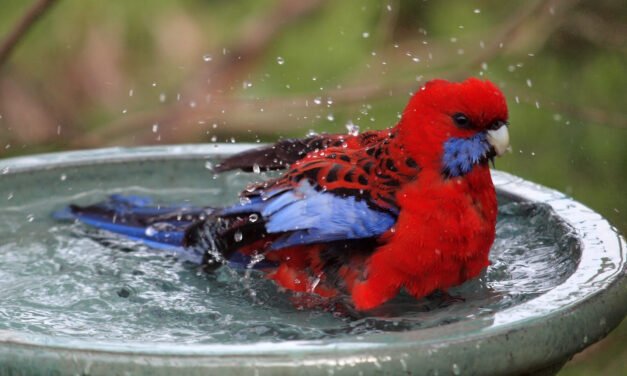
[{"left": 487, "top": 125, "right": 510, "bottom": 156}]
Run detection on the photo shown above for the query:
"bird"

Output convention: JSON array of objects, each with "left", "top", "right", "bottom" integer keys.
[{"left": 55, "top": 77, "right": 510, "bottom": 311}]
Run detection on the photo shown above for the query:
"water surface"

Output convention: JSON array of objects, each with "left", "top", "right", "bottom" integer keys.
[{"left": 0, "top": 159, "right": 580, "bottom": 344}]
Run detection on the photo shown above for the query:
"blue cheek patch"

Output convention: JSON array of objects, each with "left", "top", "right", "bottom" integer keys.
[{"left": 442, "top": 133, "right": 491, "bottom": 178}]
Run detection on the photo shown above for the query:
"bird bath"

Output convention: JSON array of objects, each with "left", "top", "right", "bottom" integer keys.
[{"left": 0, "top": 144, "right": 625, "bottom": 375}]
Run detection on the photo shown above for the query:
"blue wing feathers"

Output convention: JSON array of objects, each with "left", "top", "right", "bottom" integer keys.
[
  {"left": 54, "top": 180, "right": 396, "bottom": 266},
  {"left": 221, "top": 181, "right": 395, "bottom": 249}
]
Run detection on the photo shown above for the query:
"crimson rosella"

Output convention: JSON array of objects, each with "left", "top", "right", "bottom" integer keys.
[{"left": 55, "top": 77, "right": 510, "bottom": 311}]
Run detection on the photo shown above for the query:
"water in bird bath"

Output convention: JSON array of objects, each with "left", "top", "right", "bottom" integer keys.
[{"left": 0, "top": 156, "right": 580, "bottom": 345}]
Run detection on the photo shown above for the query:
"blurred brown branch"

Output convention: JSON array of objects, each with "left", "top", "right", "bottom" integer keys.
[
  {"left": 562, "top": 104, "right": 627, "bottom": 130},
  {"left": 374, "top": 0, "right": 400, "bottom": 46},
  {"left": 75, "top": 0, "right": 327, "bottom": 147},
  {"left": 565, "top": 12, "right": 627, "bottom": 50},
  {"left": 0, "top": 0, "right": 59, "bottom": 70},
  {"left": 81, "top": 0, "right": 591, "bottom": 146},
  {"left": 463, "top": 0, "right": 580, "bottom": 72}
]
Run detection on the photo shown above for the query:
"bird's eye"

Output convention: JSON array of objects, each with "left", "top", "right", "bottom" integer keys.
[{"left": 452, "top": 113, "right": 472, "bottom": 129}]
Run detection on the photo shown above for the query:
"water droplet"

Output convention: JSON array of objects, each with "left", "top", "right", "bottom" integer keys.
[
  {"left": 202, "top": 54, "right": 213, "bottom": 62},
  {"left": 387, "top": 4, "right": 392, "bottom": 11},
  {"left": 526, "top": 79, "right": 533, "bottom": 88},
  {"left": 249, "top": 213, "right": 259, "bottom": 223},
  {"left": 1, "top": 166, "right": 10, "bottom": 174},
  {"left": 452, "top": 363, "right": 461, "bottom": 375},
  {"left": 474, "top": 8, "right": 481, "bottom": 14},
  {"left": 313, "top": 97, "right": 322, "bottom": 105},
  {"left": 159, "top": 93, "right": 167, "bottom": 102},
  {"left": 362, "top": 32, "right": 370, "bottom": 38},
  {"left": 145, "top": 226, "right": 157, "bottom": 237},
  {"left": 345, "top": 120, "right": 360, "bottom": 136},
  {"left": 276, "top": 56, "right": 285, "bottom": 65},
  {"left": 204, "top": 161, "right": 214, "bottom": 171},
  {"left": 26, "top": 214, "right": 35, "bottom": 222},
  {"left": 7, "top": 192, "right": 14, "bottom": 200},
  {"left": 326, "top": 114, "right": 335, "bottom": 122},
  {"left": 152, "top": 123, "right": 159, "bottom": 133},
  {"left": 128, "top": 89, "right": 134, "bottom": 97},
  {"left": 252, "top": 163, "right": 261, "bottom": 174},
  {"left": 59, "top": 174, "right": 67, "bottom": 181},
  {"left": 234, "top": 231, "right": 243, "bottom": 242},
  {"left": 243, "top": 80, "right": 253, "bottom": 89}
]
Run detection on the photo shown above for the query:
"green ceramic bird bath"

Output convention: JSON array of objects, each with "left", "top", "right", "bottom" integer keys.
[{"left": 0, "top": 144, "right": 625, "bottom": 375}]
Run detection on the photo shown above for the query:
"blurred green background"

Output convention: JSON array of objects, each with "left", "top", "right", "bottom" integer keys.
[{"left": 0, "top": 0, "right": 624, "bottom": 374}]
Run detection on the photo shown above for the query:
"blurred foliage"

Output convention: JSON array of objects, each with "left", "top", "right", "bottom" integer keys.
[{"left": 0, "top": 0, "right": 625, "bottom": 374}]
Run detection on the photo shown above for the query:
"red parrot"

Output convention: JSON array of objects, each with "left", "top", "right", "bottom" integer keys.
[{"left": 57, "top": 77, "right": 510, "bottom": 311}]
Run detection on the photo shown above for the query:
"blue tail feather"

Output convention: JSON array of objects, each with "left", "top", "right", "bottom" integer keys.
[
  {"left": 53, "top": 195, "right": 278, "bottom": 269},
  {"left": 54, "top": 195, "right": 212, "bottom": 264}
]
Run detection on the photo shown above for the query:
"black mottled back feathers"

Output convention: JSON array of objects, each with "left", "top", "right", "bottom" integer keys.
[{"left": 214, "top": 135, "right": 346, "bottom": 172}]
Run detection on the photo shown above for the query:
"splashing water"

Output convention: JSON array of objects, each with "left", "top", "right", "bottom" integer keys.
[
  {"left": 0, "top": 159, "right": 579, "bottom": 345},
  {"left": 345, "top": 121, "right": 360, "bottom": 136}
]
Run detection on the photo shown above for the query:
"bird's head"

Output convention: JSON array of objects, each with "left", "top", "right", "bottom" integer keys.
[{"left": 398, "top": 78, "right": 509, "bottom": 178}]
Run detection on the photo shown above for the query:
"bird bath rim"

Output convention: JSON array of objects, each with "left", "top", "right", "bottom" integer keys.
[{"left": 0, "top": 144, "right": 625, "bottom": 375}]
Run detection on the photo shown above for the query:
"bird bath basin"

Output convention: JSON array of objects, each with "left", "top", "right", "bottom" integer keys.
[{"left": 0, "top": 144, "right": 625, "bottom": 375}]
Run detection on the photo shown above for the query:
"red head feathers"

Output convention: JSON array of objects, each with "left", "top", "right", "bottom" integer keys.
[{"left": 399, "top": 78, "right": 509, "bottom": 174}]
